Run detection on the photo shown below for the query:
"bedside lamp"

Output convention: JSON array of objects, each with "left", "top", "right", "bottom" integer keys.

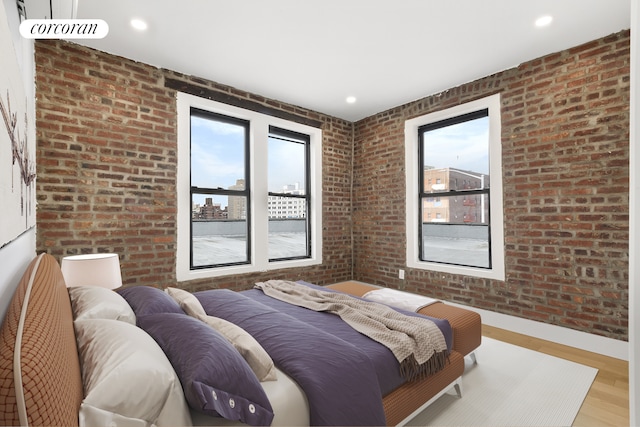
[{"left": 61, "top": 253, "right": 123, "bottom": 289}]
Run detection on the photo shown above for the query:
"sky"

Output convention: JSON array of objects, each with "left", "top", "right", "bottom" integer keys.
[
  {"left": 421, "top": 116, "right": 489, "bottom": 175},
  {"left": 190, "top": 115, "right": 306, "bottom": 208}
]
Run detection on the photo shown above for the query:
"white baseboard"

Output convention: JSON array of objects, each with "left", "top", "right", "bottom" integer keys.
[{"left": 446, "top": 301, "right": 629, "bottom": 361}]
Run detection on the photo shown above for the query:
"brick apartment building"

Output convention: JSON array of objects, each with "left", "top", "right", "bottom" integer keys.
[{"left": 423, "top": 167, "right": 490, "bottom": 224}]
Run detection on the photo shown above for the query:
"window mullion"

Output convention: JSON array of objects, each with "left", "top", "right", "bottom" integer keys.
[{"left": 253, "top": 120, "right": 270, "bottom": 270}]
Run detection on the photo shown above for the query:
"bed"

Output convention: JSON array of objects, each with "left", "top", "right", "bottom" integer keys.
[{"left": 0, "top": 253, "right": 480, "bottom": 426}]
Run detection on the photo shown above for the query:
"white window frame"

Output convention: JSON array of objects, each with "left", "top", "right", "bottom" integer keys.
[
  {"left": 405, "top": 93, "right": 505, "bottom": 280},
  {"left": 176, "top": 92, "right": 323, "bottom": 281}
]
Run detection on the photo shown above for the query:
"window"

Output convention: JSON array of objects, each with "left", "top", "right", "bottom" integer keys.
[
  {"left": 190, "top": 110, "right": 250, "bottom": 268},
  {"left": 405, "top": 93, "right": 504, "bottom": 280},
  {"left": 176, "top": 93, "right": 322, "bottom": 280},
  {"left": 267, "top": 127, "right": 310, "bottom": 260}
]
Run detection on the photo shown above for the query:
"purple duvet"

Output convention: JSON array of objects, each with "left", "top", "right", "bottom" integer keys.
[{"left": 194, "top": 283, "right": 452, "bottom": 426}]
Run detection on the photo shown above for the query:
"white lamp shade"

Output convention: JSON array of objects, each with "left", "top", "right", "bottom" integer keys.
[{"left": 61, "top": 253, "right": 123, "bottom": 289}]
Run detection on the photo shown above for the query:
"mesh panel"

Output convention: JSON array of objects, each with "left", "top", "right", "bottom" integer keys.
[
  {"left": 0, "top": 256, "right": 29, "bottom": 426},
  {"left": 419, "top": 303, "right": 482, "bottom": 357},
  {"left": 0, "top": 254, "right": 83, "bottom": 426},
  {"left": 383, "top": 351, "right": 464, "bottom": 426}
]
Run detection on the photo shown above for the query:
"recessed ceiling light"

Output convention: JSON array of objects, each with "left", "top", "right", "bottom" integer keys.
[
  {"left": 130, "top": 18, "right": 148, "bottom": 31},
  {"left": 346, "top": 96, "right": 357, "bottom": 104},
  {"left": 535, "top": 15, "right": 553, "bottom": 27}
]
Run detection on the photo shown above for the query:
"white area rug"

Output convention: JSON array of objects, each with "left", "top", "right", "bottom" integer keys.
[{"left": 406, "top": 337, "right": 598, "bottom": 426}]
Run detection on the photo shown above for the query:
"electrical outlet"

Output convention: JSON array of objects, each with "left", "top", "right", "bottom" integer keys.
[{"left": 399, "top": 269, "right": 405, "bottom": 280}]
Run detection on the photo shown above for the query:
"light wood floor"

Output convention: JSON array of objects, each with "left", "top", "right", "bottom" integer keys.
[{"left": 483, "top": 325, "right": 629, "bottom": 427}]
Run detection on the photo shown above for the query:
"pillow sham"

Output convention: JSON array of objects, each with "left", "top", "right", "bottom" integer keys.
[
  {"left": 137, "top": 313, "right": 274, "bottom": 426},
  {"left": 166, "top": 287, "right": 277, "bottom": 382},
  {"left": 117, "top": 285, "right": 183, "bottom": 317},
  {"left": 165, "top": 286, "right": 206, "bottom": 317},
  {"left": 68, "top": 286, "right": 136, "bottom": 324},
  {"left": 74, "top": 318, "right": 191, "bottom": 427},
  {"left": 199, "top": 315, "right": 278, "bottom": 382}
]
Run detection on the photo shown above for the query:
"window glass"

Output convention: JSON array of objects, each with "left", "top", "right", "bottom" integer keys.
[
  {"left": 419, "top": 111, "right": 490, "bottom": 269},
  {"left": 421, "top": 115, "right": 489, "bottom": 190},
  {"left": 191, "top": 194, "right": 248, "bottom": 267},
  {"left": 190, "top": 110, "right": 250, "bottom": 268},
  {"left": 190, "top": 115, "right": 245, "bottom": 190},
  {"left": 420, "top": 195, "right": 490, "bottom": 268},
  {"left": 268, "top": 133, "right": 306, "bottom": 193},
  {"left": 268, "top": 128, "right": 310, "bottom": 260}
]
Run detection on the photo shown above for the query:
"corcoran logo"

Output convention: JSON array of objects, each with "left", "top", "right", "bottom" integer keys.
[{"left": 19, "top": 19, "right": 108, "bottom": 39}]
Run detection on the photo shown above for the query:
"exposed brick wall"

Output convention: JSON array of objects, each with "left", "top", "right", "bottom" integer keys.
[
  {"left": 353, "top": 30, "right": 630, "bottom": 341},
  {"left": 35, "top": 40, "right": 354, "bottom": 291}
]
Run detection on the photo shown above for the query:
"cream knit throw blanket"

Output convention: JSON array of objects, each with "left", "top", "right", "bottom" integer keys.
[{"left": 255, "top": 280, "right": 449, "bottom": 381}]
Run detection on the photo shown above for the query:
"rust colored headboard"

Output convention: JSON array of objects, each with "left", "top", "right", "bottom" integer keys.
[{"left": 0, "top": 253, "right": 83, "bottom": 426}]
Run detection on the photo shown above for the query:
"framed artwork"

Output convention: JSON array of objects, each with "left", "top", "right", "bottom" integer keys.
[{"left": 0, "top": 3, "right": 36, "bottom": 248}]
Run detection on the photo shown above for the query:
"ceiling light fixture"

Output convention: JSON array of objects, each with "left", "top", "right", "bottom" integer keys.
[
  {"left": 346, "top": 96, "right": 357, "bottom": 104},
  {"left": 130, "top": 18, "right": 148, "bottom": 31},
  {"left": 535, "top": 15, "right": 553, "bottom": 27}
]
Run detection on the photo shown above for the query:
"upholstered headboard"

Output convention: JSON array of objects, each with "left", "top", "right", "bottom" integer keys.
[{"left": 0, "top": 253, "right": 83, "bottom": 426}]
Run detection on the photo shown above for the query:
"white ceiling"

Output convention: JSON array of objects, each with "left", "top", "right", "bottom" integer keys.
[{"left": 75, "top": 0, "right": 631, "bottom": 122}]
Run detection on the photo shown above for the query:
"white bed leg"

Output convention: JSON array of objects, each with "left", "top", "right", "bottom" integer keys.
[
  {"left": 453, "top": 378, "right": 462, "bottom": 398},
  {"left": 395, "top": 376, "right": 463, "bottom": 426}
]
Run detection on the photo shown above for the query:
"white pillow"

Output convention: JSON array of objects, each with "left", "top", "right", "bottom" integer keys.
[
  {"left": 74, "top": 319, "right": 192, "bottom": 427},
  {"left": 165, "top": 286, "right": 206, "bottom": 317},
  {"left": 69, "top": 286, "right": 136, "bottom": 324},
  {"left": 166, "top": 287, "right": 277, "bottom": 382},
  {"left": 199, "top": 314, "right": 278, "bottom": 382}
]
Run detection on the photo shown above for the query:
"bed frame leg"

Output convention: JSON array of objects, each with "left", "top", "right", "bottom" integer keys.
[
  {"left": 453, "top": 378, "right": 462, "bottom": 398},
  {"left": 395, "top": 376, "right": 464, "bottom": 426}
]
